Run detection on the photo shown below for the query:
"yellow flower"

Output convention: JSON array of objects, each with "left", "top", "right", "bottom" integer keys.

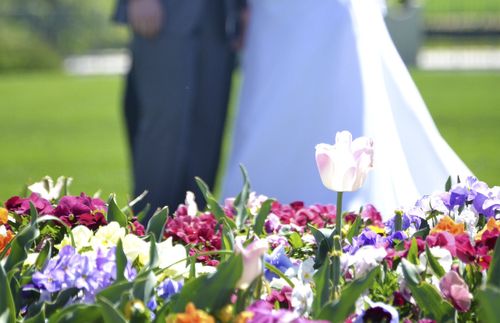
[
  {"left": 235, "top": 311, "right": 254, "bottom": 323},
  {"left": 476, "top": 217, "right": 500, "bottom": 240},
  {"left": 0, "top": 207, "right": 8, "bottom": 225},
  {"left": 368, "top": 225, "right": 386, "bottom": 235},
  {"left": 430, "top": 216, "right": 465, "bottom": 235},
  {"left": 167, "top": 303, "right": 215, "bottom": 323}
]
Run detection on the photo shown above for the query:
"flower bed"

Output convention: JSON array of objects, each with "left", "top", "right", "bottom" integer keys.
[{"left": 0, "top": 173, "right": 499, "bottom": 323}]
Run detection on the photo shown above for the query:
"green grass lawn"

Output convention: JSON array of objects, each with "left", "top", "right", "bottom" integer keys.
[{"left": 0, "top": 71, "right": 499, "bottom": 204}]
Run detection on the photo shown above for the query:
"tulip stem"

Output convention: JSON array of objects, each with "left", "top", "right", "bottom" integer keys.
[
  {"left": 335, "top": 191, "right": 343, "bottom": 237},
  {"left": 332, "top": 191, "right": 343, "bottom": 299}
]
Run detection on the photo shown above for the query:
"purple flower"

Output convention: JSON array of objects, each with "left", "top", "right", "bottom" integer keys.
[
  {"left": 385, "top": 212, "right": 421, "bottom": 233},
  {"left": 157, "top": 278, "right": 183, "bottom": 300},
  {"left": 5, "top": 193, "right": 54, "bottom": 215},
  {"left": 472, "top": 186, "right": 500, "bottom": 218},
  {"left": 264, "top": 244, "right": 294, "bottom": 281},
  {"left": 245, "top": 300, "right": 327, "bottom": 323},
  {"left": 439, "top": 271, "right": 472, "bottom": 312}
]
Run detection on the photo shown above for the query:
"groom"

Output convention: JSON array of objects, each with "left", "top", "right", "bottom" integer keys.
[{"left": 113, "top": 0, "right": 245, "bottom": 221}]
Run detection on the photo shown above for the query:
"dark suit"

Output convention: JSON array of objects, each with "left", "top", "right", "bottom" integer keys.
[{"left": 114, "top": 0, "right": 243, "bottom": 220}]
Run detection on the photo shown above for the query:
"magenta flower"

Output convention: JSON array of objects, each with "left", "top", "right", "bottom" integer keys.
[
  {"left": 439, "top": 271, "right": 472, "bottom": 312},
  {"left": 5, "top": 193, "right": 54, "bottom": 215},
  {"left": 53, "top": 193, "right": 107, "bottom": 229}
]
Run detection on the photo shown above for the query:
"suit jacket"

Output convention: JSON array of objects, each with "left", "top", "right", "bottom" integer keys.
[{"left": 113, "top": 0, "right": 245, "bottom": 42}]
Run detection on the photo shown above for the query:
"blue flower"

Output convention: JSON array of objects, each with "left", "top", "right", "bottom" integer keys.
[
  {"left": 355, "top": 301, "right": 399, "bottom": 323},
  {"left": 264, "top": 244, "right": 293, "bottom": 281},
  {"left": 157, "top": 278, "right": 183, "bottom": 300}
]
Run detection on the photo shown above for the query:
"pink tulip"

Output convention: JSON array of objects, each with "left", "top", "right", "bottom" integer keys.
[
  {"left": 315, "top": 131, "right": 374, "bottom": 192},
  {"left": 439, "top": 271, "right": 472, "bottom": 312},
  {"left": 235, "top": 238, "right": 268, "bottom": 289}
]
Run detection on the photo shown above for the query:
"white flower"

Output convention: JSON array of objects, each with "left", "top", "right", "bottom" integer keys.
[
  {"left": 248, "top": 192, "right": 269, "bottom": 215},
  {"left": 291, "top": 282, "right": 314, "bottom": 315},
  {"left": 157, "top": 237, "right": 187, "bottom": 274},
  {"left": 122, "top": 234, "right": 149, "bottom": 265},
  {"left": 91, "top": 222, "right": 126, "bottom": 249},
  {"left": 56, "top": 225, "right": 93, "bottom": 251},
  {"left": 455, "top": 206, "right": 478, "bottom": 242},
  {"left": 298, "top": 258, "right": 315, "bottom": 284},
  {"left": 418, "top": 246, "right": 452, "bottom": 275},
  {"left": 349, "top": 246, "right": 387, "bottom": 277},
  {"left": 23, "top": 253, "right": 40, "bottom": 267},
  {"left": 0, "top": 225, "right": 7, "bottom": 237},
  {"left": 28, "top": 176, "right": 71, "bottom": 200}
]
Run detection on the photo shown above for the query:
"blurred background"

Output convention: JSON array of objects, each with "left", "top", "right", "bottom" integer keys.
[{"left": 0, "top": 0, "right": 499, "bottom": 203}]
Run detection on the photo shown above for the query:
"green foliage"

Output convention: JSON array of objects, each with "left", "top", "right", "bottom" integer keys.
[
  {"left": 253, "top": 199, "right": 274, "bottom": 237},
  {"left": 146, "top": 207, "right": 169, "bottom": 242},
  {"left": 312, "top": 258, "right": 332, "bottom": 315},
  {"left": 401, "top": 259, "right": 455, "bottom": 322},
  {"left": 425, "top": 244, "right": 446, "bottom": 278},
  {"left": 172, "top": 254, "right": 243, "bottom": 313},
  {"left": 317, "top": 266, "right": 381, "bottom": 322},
  {"left": 107, "top": 194, "right": 128, "bottom": 227}
]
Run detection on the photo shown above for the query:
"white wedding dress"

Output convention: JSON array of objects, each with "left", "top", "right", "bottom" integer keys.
[{"left": 221, "top": 0, "right": 472, "bottom": 216}]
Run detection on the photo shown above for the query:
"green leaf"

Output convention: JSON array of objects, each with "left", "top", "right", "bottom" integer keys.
[
  {"left": 106, "top": 194, "right": 128, "bottom": 227},
  {"left": 115, "top": 239, "right": 128, "bottom": 283},
  {"left": 487, "top": 232, "right": 500, "bottom": 288},
  {"left": 308, "top": 225, "right": 333, "bottom": 269},
  {"left": 234, "top": 164, "right": 251, "bottom": 230},
  {"left": 346, "top": 216, "right": 362, "bottom": 244},
  {"left": 47, "top": 304, "right": 102, "bottom": 323},
  {"left": 97, "top": 296, "right": 127, "bottom": 323},
  {"left": 146, "top": 206, "right": 169, "bottom": 242},
  {"left": 425, "top": 244, "right": 445, "bottom": 278},
  {"left": 97, "top": 281, "right": 134, "bottom": 306},
  {"left": 265, "top": 263, "right": 295, "bottom": 288},
  {"left": 317, "top": 266, "right": 380, "bottom": 322},
  {"left": 3, "top": 220, "right": 39, "bottom": 273},
  {"left": 35, "top": 242, "right": 52, "bottom": 271},
  {"left": 478, "top": 285, "right": 500, "bottom": 323},
  {"left": 288, "top": 232, "right": 304, "bottom": 249},
  {"left": 253, "top": 199, "right": 274, "bottom": 237},
  {"left": 407, "top": 237, "right": 419, "bottom": 265},
  {"left": 172, "top": 254, "right": 243, "bottom": 313},
  {"left": 24, "top": 306, "right": 46, "bottom": 323},
  {"left": 132, "top": 270, "right": 157, "bottom": 303},
  {"left": 29, "top": 201, "right": 39, "bottom": 225},
  {"left": 445, "top": 176, "right": 452, "bottom": 192},
  {"left": 136, "top": 203, "right": 151, "bottom": 224},
  {"left": 0, "top": 265, "right": 16, "bottom": 323},
  {"left": 402, "top": 259, "right": 454, "bottom": 321},
  {"left": 195, "top": 177, "right": 236, "bottom": 232},
  {"left": 394, "top": 210, "right": 403, "bottom": 232},
  {"left": 312, "top": 258, "right": 332, "bottom": 316}
]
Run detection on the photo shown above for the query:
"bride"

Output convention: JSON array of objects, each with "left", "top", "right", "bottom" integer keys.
[{"left": 220, "top": 0, "right": 472, "bottom": 216}]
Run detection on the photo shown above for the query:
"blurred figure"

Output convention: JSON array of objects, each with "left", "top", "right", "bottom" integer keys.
[
  {"left": 114, "top": 0, "right": 245, "bottom": 220},
  {"left": 221, "top": 0, "right": 472, "bottom": 216}
]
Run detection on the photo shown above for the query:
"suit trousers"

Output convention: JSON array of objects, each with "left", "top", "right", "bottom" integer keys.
[{"left": 128, "top": 0, "right": 234, "bottom": 220}]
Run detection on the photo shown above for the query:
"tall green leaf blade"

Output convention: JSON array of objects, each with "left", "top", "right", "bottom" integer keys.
[
  {"left": 253, "top": 199, "right": 274, "bottom": 237},
  {"left": 0, "top": 265, "right": 16, "bottom": 323},
  {"left": 425, "top": 244, "right": 445, "bottom": 278},
  {"left": 97, "top": 296, "right": 127, "bottom": 323},
  {"left": 402, "top": 259, "right": 453, "bottom": 321},
  {"left": 24, "top": 306, "right": 46, "bottom": 323},
  {"left": 106, "top": 194, "right": 128, "bottom": 227},
  {"left": 34, "top": 242, "right": 52, "bottom": 271},
  {"left": 172, "top": 254, "right": 243, "bottom": 313},
  {"left": 312, "top": 258, "right": 332, "bottom": 316},
  {"left": 407, "top": 237, "right": 419, "bottom": 265},
  {"left": 317, "top": 266, "right": 380, "bottom": 322},
  {"left": 97, "top": 281, "right": 134, "bottom": 306},
  {"left": 478, "top": 286, "right": 500, "bottom": 323},
  {"left": 146, "top": 207, "right": 169, "bottom": 242},
  {"left": 346, "top": 216, "right": 362, "bottom": 244},
  {"left": 132, "top": 270, "right": 157, "bottom": 303},
  {"left": 115, "top": 239, "right": 127, "bottom": 283},
  {"left": 3, "top": 222, "right": 39, "bottom": 273},
  {"left": 195, "top": 177, "right": 235, "bottom": 229},
  {"left": 47, "top": 304, "right": 102, "bottom": 323},
  {"left": 234, "top": 164, "right": 251, "bottom": 230}
]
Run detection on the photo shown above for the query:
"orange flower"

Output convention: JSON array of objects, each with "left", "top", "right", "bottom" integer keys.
[
  {"left": 0, "top": 228, "right": 14, "bottom": 255},
  {"left": 476, "top": 217, "right": 500, "bottom": 241},
  {"left": 167, "top": 303, "right": 215, "bottom": 323},
  {"left": 234, "top": 311, "right": 254, "bottom": 323},
  {"left": 0, "top": 207, "right": 8, "bottom": 225},
  {"left": 430, "top": 216, "right": 465, "bottom": 235}
]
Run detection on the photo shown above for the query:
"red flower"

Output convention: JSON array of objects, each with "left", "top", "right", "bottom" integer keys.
[
  {"left": 454, "top": 234, "right": 476, "bottom": 264},
  {"left": 426, "top": 231, "right": 457, "bottom": 257},
  {"left": 5, "top": 193, "right": 54, "bottom": 215},
  {"left": 53, "top": 193, "right": 107, "bottom": 229},
  {"left": 361, "top": 204, "right": 383, "bottom": 227}
]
